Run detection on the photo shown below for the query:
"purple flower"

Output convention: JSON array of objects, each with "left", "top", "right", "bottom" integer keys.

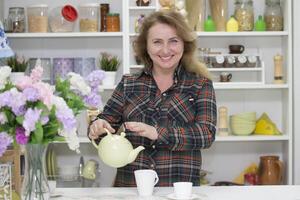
[
  {"left": 0, "top": 91, "right": 12, "bottom": 107},
  {"left": 23, "top": 87, "right": 40, "bottom": 102},
  {"left": 0, "top": 132, "right": 13, "bottom": 157},
  {"left": 56, "top": 110, "right": 76, "bottom": 131},
  {"left": 12, "top": 105, "right": 26, "bottom": 116},
  {"left": 23, "top": 108, "right": 42, "bottom": 136},
  {"left": 85, "top": 70, "right": 106, "bottom": 89},
  {"left": 40, "top": 116, "right": 49, "bottom": 125},
  {"left": 84, "top": 92, "right": 102, "bottom": 108},
  {"left": 15, "top": 127, "right": 29, "bottom": 145}
]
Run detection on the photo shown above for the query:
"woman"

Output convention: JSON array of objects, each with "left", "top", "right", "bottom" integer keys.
[{"left": 89, "top": 10, "right": 217, "bottom": 186}]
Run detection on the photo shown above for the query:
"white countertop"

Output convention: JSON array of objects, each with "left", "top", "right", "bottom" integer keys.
[{"left": 52, "top": 185, "right": 300, "bottom": 200}]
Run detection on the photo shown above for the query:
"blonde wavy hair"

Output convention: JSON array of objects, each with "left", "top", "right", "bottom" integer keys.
[{"left": 134, "top": 10, "right": 211, "bottom": 79}]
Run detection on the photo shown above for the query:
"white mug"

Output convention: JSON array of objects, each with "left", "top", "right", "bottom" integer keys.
[
  {"left": 173, "top": 182, "right": 193, "bottom": 199},
  {"left": 134, "top": 169, "right": 159, "bottom": 196}
]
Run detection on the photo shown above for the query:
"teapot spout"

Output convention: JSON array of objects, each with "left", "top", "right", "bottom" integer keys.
[{"left": 127, "top": 146, "right": 145, "bottom": 164}]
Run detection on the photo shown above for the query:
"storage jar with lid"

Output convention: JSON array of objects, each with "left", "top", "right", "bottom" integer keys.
[
  {"left": 234, "top": 0, "right": 254, "bottom": 31},
  {"left": 264, "top": 0, "right": 283, "bottom": 31},
  {"left": 100, "top": 4, "right": 109, "bottom": 32},
  {"left": 49, "top": 5, "right": 78, "bottom": 32},
  {"left": 79, "top": 3, "right": 99, "bottom": 32},
  {"left": 106, "top": 13, "right": 120, "bottom": 32},
  {"left": 27, "top": 4, "right": 48, "bottom": 32},
  {"left": 8, "top": 7, "right": 25, "bottom": 33}
]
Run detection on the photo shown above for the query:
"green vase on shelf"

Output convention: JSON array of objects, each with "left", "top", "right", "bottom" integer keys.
[
  {"left": 204, "top": 15, "right": 216, "bottom": 32},
  {"left": 255, "top": 15, "right": 266, "bottom": 31}
]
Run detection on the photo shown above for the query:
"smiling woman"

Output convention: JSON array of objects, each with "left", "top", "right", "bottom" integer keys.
[{"left": 88, "top": 10, "right": 217, "bottom": 187}]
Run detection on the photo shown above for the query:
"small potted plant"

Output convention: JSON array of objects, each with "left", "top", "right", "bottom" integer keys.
[
  {"left": 6, "top": 55, "right": 28, "bottom": 83},
  {"left": 99, "top": 52, "right": 120, "bottom": 86}
]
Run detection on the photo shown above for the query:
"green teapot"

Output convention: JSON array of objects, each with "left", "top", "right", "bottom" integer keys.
[{"left": 92, "top": 128, "right": 145, "bottom": 168}]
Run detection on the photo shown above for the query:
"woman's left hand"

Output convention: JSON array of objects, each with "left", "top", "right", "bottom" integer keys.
[{"left": 125, "top": 122, "right": 158, "bottom": 141}]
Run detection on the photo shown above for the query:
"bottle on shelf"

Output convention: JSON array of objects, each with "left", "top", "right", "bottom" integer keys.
[
  {"left": 209, "top": 0, "right": 228, "bottom": 31},
  {"left": 234, "top": 0, "right": 254, "bottom": 31},
  {"left": 27, "top": 4, "right": 48, "bottom": 33},
  {"left": 273, "top": 54, "right": 284, "bottom": 84},
  {"left": 218, "top": 106, "right": 229, "bottom": 136},
  {"left": 264, "top": 0, "right": 283, "bottom": 31},
  {"left": 79, "top": 3, "right": 99, "bottom": 32},
  {"left": 204, "top": 15, "right": 216, "bottom": 32},
  {"left": 254, "top": 15, "right": 266, "bottom": 31},
  {"left": 106, "top": 13, "right": 120, "bottom": 32},
  {"left": 8, "top": 7, "right": 25, "bottom": 33},
  {"left": 226, "top": 15, "right": 239, "bottom": 32},
  {"left": 100, "top": 4, "right": 109, "bottom": 32}
]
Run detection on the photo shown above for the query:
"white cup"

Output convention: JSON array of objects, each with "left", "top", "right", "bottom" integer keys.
[
  {"left": 134, "top": 169, "right": 159, "bottom": 196},
  {"left": 173, "top": 182, "right": 193, "bottom": 199},
  {"left": 48, "top": 180, "right": 56, "bottom": 194}
]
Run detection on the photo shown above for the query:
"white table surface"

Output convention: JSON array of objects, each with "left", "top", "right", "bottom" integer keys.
[{"left": 52, "top": 185, "right": 300, "bottom": 200}]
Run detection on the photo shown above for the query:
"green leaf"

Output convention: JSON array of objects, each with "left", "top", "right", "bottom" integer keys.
[
  {"left": 33, "top": 121, "right": 43, "bottom": 143},
  {"left": 53, "top": 136, "right": 66, "bottom": 142},
  {"left": 16, "top": 116, "right": 24, "bottom": 124}
]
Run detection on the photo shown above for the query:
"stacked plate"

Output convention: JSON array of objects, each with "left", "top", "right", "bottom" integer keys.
[
  {"left": 46, "top": 148, "right": 57, "bottom": 180},
  {"left": 230, "top": 112, "right": 256, "bottom": 135}
]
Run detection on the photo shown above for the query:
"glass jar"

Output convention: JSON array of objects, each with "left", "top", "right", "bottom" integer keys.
[
  {"left": 79, "top": 3, "right": 99, "bottom": 32},
  {"left": 27, "top": 4, "right": 48, "bottom": 32},
  {"left": 106, "top": 13, "right": 120, "bottom": 32},
  {"left": 8, "top": 7, "right": 25, "bottom": 33},
  {"left": 212, "top": 55, "right": 225, "bottom": 68},
  {"left": 100, "top": 4, "right": 109, "bottom": 32},
  {"left": 224, "top": 55, "right": 236, "bottom": 68},
  {"left": 236, "top": 55, "right": 247, "bottom": 67},
  {"left": 264, "top": 0, "right": 283, "bottom": 31},
  {"left": 49, "top": 5, "right": 78, "bottom": 32},
  {"left": 234, "top": 0, "right": 254, "bottom": 31},
  {"left": 246, "top": 55, "right": 257, "bottom": 67}
]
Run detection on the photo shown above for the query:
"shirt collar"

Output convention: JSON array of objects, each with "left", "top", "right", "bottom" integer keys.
[{"left": 136, "top": 64, "right": 183, "bottom": 84}]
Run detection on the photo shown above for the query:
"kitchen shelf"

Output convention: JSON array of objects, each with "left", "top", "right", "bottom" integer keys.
[
  {"left": 129, "top": 6, "right": 156, "bottom": 10},
  {"left": 75, "top": 135, "right": 290, "bottom": 144},
  {"left": 196, "top": 31, "right": 289, "bottom": 37},
  {"left": 213, "top": 83, "right": 289, "bottom": 90},
  {"left": 216, "top": 135, "right": 290, "bottom": 142},
  {"left": 208, "top": 68, "right": 262, "bottom": 72},
  {"left": 6, "top": 32, "right": 124, "bottom": 38}
]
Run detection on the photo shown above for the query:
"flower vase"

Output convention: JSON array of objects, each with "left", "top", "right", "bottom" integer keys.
[
  {"left": 102, "top": 71, "right": 116, "bottom": 86},
  {"left": 21, "top": 144, "right": 50, "bottom": 200}
]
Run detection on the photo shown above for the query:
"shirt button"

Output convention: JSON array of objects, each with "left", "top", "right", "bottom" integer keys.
[
  {"left": 156, "top": 107, "right": 159, "bottom": 111},
  {"left": 150, "top": 164, "right": 155, "bottom": 169},
  {"left": 152, "top": 145, "right": 156, "bottom": 149},
  {"left": 162, "top": 93, "right": 167, "bottom": 97}
]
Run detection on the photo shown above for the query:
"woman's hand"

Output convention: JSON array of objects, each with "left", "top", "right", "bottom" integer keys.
[
  {"left": 125, "top": 122, "right": 158, "bottom": 141},
  {"left": 89, "top": 119, "right": 115, "bottom": 140}
]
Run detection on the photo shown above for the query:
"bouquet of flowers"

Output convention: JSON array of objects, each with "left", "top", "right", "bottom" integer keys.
[{"left": 0, "top": 60, "right": 105, "bottom": 156}]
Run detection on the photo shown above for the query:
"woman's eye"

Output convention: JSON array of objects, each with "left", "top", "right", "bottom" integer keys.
[
  {"left": 170, "top": 39, "right": 178, "bottom": 43},
  {"left": 153, "top": 41, "right": 161, "bottom": 44}
]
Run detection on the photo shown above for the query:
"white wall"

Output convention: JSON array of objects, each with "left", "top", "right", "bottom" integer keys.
[{"left": 293, "top": 0, "right": 300, "bottom": 184}]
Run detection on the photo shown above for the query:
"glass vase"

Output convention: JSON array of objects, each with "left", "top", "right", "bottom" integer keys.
[{"left": 21, "top": 144, "right": 50, "bottom": 200}]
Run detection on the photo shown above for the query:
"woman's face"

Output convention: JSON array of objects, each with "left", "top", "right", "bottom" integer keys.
[{"left": 147, "top": 23, "right": 184, "bottom": 73}]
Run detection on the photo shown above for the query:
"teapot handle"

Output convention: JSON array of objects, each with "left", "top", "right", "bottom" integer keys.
[
  {"left": 91, "top": 128, "right": 111, "bottom": 149},
  {"left": 91, "top": 140, "right": 98, "bottom": 149}
]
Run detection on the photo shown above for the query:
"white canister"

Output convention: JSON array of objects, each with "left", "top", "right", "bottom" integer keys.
[{"left": 27, "top": 4, "right": 48, "bottom": 32}]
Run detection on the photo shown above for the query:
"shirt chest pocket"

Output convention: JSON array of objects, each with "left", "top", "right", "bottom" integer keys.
[
  {"left": 168, "top": 92, "right": 196, "bottom": 125},
  {"left": 123, "top": 92, "right": 151, "bottom": 121}
]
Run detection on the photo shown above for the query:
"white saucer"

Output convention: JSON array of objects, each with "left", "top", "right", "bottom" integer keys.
[{"left": 166, "top": 193, "right": 200, "bottom": 200}]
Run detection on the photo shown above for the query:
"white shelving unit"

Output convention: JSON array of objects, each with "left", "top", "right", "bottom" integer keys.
[{"left": 1, "top": 0, "right": 293, "bottom": 185}]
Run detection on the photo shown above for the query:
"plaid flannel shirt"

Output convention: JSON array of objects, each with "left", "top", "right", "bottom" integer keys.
[{"left": 96, "top": 65, "right": 217, "bottom": 187}]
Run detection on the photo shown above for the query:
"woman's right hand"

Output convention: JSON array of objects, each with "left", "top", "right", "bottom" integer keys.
[{"left": 88, "top": 118, "right": 115, "bottom": 140}]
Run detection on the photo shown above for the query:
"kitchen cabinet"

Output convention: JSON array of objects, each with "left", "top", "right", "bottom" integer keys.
[{"left": 0, "top": 0, "right": 293, "bottom": 185}]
